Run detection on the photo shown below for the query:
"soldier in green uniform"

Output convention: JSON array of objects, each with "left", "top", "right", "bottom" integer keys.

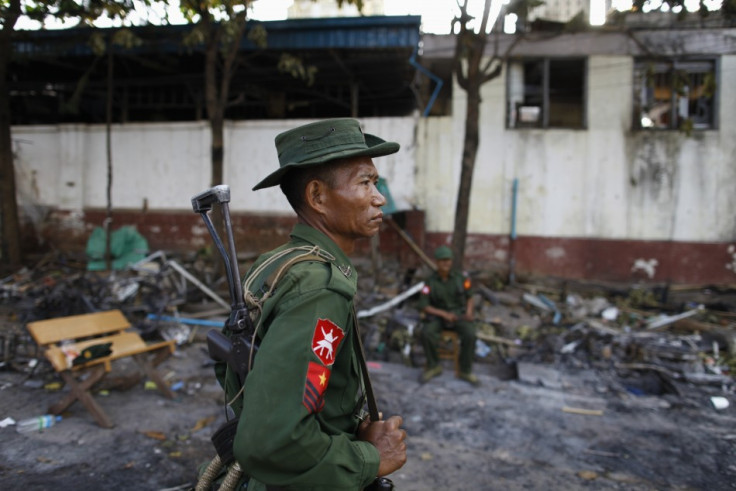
[
  {"left": 418, "top": 245, "right": 480, "bottom": 386},
  {"left": 219, "top": 119, "right": 407, "bottom": 490}
]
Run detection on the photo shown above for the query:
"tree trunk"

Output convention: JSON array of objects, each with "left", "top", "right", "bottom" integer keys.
[
  {"left": 451, "top": 81, "right": 481, "bottom": 270},
  {"left": 211, "top": 116, "right": 224, "bottom": 187},
  {"left": 200, "top": 19, "right": 227, "bottom": 255},
  {"left": 450, "top": 0, "right": 504, "bottom": 271},
  {"left": 105, "top": 42, "right": 114, "bottom": 270},
  {"left": 199, "top": 13, "right": 246, "bottom": 280},
  {"left": 205, "top": 37, "right": 225, "bottom": 189},
  {"left": 0, "top": 1, "right": 22, "bottom": 268},
  {"left": 210, "top": 114, "right": 226, "bottom": 247}
]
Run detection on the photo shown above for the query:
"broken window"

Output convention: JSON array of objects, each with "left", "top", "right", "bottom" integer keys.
[
  {"left": 633, "top": 59, "right": 717, "bottom": 131},
  {"left": 506, "top": 58, "right": 586, "bottom": 129}
]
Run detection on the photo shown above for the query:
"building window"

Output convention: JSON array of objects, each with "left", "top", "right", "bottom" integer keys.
[
  {"left": 633, "top": 59, "right": 717, "bottom": 131},
  {"left": 507, "top": 58, "right": 586, "bottom": 129}
]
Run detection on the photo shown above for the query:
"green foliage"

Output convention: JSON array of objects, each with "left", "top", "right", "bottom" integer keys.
[
  {"left": 88, "top": 27, "right": 142, "bottom": 56},
  {"left": 625, "top": 288, "right": 660, "bottom": 309},
  {"left": 178, "top": 0, "right": 250, "bottom": 54},
  {"left": 278, "top": 53, "right": 317, "bottom": 86},
  {"left": 17, "top": 0, "right": 147, "bottom": 27},
  {"left": 335, "top": 0, "right": 363, "bottom": 10},
  {"left": 680, "top": 117, "right": 694, "bottom": 136},
  {"left": 247, "top": 22, "right": 266, "bottom": 48},
  {"left": 111, "top": 25, "right": 142, "bottom": 47},
  {"left": 178, "top": 0, "right": 252, "bottom": 24},
  {"left": 631, "top": 0, "right": 727, "bottom": 17},
  {"left": 702, "top": 71, "right": 716, "bottom": 98},
  {"left": 89, "top": 29, "right": 107, "bottom": 55}
]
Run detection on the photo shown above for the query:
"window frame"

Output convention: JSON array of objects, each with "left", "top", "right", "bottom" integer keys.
[
  {"left": 506, "top": 56, "right": 588, "bottom": 130},
  {"left": 632, "top": 57, "right": 719, "bottom": 132}
]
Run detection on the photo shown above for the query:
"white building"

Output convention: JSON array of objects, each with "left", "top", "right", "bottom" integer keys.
[
  {"left": 529, "top": 0, "right": 590, "bottom": 22},
  {"left": 288, "top": 0, "right": 386, "bottom": 19},
  {"left": 9, "top": 20, "right": 736, "bottom": 285}
]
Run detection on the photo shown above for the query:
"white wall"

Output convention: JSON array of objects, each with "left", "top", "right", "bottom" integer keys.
[
  {"left": 12, "top": 118, "right": 416, "bottom": 220},
  {"left": 415, "top": 54, "right": 736, "bottom": 243},
  {"left": 14, "top": 122, "right": 211, "bottom": 212},
  {"left": 12, "top": 56, "right": 736, "bottom": 244}
]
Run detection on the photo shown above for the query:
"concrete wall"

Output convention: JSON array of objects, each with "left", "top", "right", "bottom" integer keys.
[
  {"left": 413, "top": 54, "right": 736, "bottom": 283},
  {"left": 13, "top": 117, "right": 416, "bottom": 218},
  {"left": 11, "top": 118, "right": 421, "bottom": 261},
  {"left": 11, "top": 55, "right": 736, "bottom": 284},
  {"left": 421, "top": 55, "right": 736, "bottom": 242}
]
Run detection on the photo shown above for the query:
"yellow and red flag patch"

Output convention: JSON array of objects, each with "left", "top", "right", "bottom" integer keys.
[
  {"left": 311, "top": 318, "right": 345, "bottom": 366},
  {"left": 303, "top": 361, "right": 331, "bottom": 414}
]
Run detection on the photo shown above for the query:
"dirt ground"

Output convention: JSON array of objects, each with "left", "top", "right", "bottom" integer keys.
[
  {"left": 1, "top": 259, "right": 735, "bottom": 490},
  {"left": 1, "top": 338, "right": 735, "bottom": 491}
]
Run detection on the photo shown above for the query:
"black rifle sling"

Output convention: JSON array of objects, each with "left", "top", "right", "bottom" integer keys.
[
  {"left": 353, "top": 312, "right": 397, "bottom": 491},
  {"left": 352, "top": 306, "right": 380, "bottom": 422}
]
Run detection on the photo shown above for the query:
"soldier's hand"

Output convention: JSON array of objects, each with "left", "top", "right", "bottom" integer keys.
[{"left": 358, "top": 415, "right": 407, "bottom": 477}]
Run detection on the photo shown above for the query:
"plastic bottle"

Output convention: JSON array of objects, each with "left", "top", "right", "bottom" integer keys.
[{"left": 15, "top": 414, "right": 62, "bottom": 433}]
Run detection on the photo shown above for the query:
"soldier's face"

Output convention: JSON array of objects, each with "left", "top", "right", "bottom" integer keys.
[
  {"left": 436, "top": 258, "right": 452, "bottom": 277},
  {"left": 321, "top": 157, "right": 386, "bottom": 243}
]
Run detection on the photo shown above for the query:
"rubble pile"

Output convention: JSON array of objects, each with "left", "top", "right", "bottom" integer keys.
[
  {"left": 2, "top": 251, "right": 735, "bottom": 401},
  {"left": 352, "top": 259, "right": 735, "bottom": 403},
  {"left": 0, "top": 250, "right": 227, "bottom": 371}
]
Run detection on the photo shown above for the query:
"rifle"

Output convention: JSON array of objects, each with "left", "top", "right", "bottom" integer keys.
[{"left": 191, "top": 184, "right": 256, "bottom": 386}]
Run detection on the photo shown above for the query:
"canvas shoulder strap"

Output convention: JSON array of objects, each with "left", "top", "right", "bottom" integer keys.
[
  {"left": 243, "top": 245, "right": 333, "bottom": 324},
  {"left": 241, "top": 246, "right": 381, "bottom": 421}
]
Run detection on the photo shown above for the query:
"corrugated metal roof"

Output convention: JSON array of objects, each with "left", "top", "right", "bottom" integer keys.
[
  {"left": 9, "top": 15, "right": 426, "bottom": 123},
  {"left": 251, "top": 16, "right": 421, "bottom": 50},
  {"left": 12, "top": 15, "right": 421, "bottom": 57}
]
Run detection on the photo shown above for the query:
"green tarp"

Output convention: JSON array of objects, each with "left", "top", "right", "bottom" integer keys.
[{"left": 86, "top": 226, "right": 149, "bottom": 271}]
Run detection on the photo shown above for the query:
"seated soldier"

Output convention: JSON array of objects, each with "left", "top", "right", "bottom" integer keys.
[{"left": 418, "top": 245, "right": 480, "bottom": 386}]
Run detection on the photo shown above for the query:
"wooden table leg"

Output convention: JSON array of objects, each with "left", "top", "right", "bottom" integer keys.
[{"left": 50, "top": 366, "right": 114, "bottom": 428}]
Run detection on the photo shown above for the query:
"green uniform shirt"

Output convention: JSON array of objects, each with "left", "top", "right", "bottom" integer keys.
[
  {"left": 228, "top": 223, "right": 379, "bottom": 490},
  {"left": 417, "top": 269, "right": 473, "bottom": 313}
]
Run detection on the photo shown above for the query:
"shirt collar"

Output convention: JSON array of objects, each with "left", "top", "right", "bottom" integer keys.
[{"left": 290, "top": 223, "right": 353, "bottom": 270}]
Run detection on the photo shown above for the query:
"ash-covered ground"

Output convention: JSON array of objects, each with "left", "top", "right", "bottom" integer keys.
[{"left": 1, "top": 256, "right": 735, "bottom": 490}]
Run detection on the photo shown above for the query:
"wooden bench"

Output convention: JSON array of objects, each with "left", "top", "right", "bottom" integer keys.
[{"left": 26, "top": 309, "right": 177, "bottom": 428}]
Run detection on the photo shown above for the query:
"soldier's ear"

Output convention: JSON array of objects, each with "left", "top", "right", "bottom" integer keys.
[{"left": 305, "top": 179, "right": 326, "bottom": 214}]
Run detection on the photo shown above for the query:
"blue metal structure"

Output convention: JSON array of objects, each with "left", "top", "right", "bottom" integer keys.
[{"left": 10, "top": 15, "right": 433, "bottom": 124}]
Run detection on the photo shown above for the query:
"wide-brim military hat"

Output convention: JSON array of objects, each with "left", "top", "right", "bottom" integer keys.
[
  {"left": 253, "top": 118, "right": 400, "bottom": 190},
  {"left": 434, "top": 245, "right": 453, "bottom": 260}
]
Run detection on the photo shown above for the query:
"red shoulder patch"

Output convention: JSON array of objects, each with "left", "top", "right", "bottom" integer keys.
[
  {"left": 421, "top": 285, "right": 430, "bottom": 295},
  {"left": 303, "top": 361, "right": 331, "bottom": 414},
  {"left": 311, "top": 319, "right": 345, "bottom": 366}
]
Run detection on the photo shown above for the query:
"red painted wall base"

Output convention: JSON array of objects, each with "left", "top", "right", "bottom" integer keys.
[
  {"left": 425, "top": 233, "right": 736, "bottom": 285},
  {"left": 22, "top": 208, "right": 736, "bottom": 285}
]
